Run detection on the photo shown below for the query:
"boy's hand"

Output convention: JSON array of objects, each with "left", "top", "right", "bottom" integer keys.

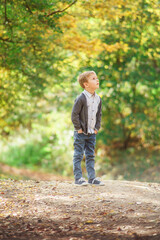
[
  {"left": 94, "top": 129, "right": 98, "bottom": 134},
  {"left": 78, "top": 129, "right": 83, "bottom": 133}
]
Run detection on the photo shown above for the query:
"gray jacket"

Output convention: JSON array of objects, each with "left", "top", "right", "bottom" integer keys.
[{"left": 71, "top": 92, "right": 102, "bottom": 134}]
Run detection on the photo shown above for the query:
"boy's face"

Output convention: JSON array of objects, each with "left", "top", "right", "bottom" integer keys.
[{"left": 84, "top": 73, "right": 99, "bottom": 91}]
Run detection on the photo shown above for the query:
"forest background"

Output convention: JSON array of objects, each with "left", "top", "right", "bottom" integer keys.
[{"left": 0, "top": 0, "right": 160, "bottom": 182}]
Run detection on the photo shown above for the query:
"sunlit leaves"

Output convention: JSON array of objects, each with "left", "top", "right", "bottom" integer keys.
[
  {"left": 0, "top": 0, "right": 160, "bottom": 147},
  {"left": 0, "top": 0, "right": 79, "bottom": 134}
]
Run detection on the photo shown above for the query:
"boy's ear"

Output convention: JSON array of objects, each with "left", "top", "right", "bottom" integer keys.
[{"left": 83, "top": 82, "right": 88, "bottom": 88}]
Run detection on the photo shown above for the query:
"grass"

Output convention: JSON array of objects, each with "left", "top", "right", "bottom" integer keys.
[{"left": 95, "top": 147, "right": 160, "bottom": 183}]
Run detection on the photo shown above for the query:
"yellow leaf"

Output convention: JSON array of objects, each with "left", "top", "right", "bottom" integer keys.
[
  {"left": 106, "top": 83, "right": 112, "bottom": 87},
  {"left": 86, "top": 220, "right": 93, "bottom": 224}
]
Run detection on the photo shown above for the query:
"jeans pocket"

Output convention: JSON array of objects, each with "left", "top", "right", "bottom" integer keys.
[
  {"left": 74, "top": 131, "right": 82, "bottom": 139},
  {"left": 77, "top": 133, "right": 83, "bottom": 139}
]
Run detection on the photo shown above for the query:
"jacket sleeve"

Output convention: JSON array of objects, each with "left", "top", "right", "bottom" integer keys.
[
  {"left": 95, "top": 98, "right": 102, "bottom": 131},
  {"left": 71, "top": 96, "right": 83, "bottom": 131}
]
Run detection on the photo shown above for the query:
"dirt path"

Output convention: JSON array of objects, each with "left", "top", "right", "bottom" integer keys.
[{"left": 0, "top": 179, "right": 160, "bottom": 240}]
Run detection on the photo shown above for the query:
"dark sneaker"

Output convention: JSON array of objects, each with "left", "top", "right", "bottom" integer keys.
[
  {"left": 88, "top": 177, "right": 105, "bottom": 186},
  {"left": 75, "top": 177, "right": 88, "bottom": 186}
]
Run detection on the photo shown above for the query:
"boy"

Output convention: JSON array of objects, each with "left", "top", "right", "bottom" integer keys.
[{"left": 71, "top": 71, "right": 104, "bottom": 186}]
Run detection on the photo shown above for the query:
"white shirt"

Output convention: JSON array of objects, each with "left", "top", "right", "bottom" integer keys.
[{"left": 83, "top": 90, "right": 100, "bottom": 134}]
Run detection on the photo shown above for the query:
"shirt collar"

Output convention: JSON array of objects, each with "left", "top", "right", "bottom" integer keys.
[{"left": 83, "top": 89, "right": 95, "bottom": 98}]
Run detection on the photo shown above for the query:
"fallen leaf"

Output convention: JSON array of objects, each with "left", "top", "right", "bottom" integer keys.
[
  {"left": 85, "top": 220, "right": 94, "bottom": 224},
  {"left": 117, "top": 227, "right": 122, "bottom": 231}
]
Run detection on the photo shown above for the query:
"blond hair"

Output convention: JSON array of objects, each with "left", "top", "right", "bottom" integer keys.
[{"left": 77, "top": 71, "right": 95, "bottom": 89}]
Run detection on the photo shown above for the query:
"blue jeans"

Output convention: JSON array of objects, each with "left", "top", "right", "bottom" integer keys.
[{"left": 73, "top": 131, "right": 96, "bottom": 181}]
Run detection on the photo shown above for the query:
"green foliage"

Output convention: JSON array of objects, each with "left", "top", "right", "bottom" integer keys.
[
  {"left": 0, "top": 0, "right": 77, "bottom": 133},
  {"left": 1, "top": 137, "right": 54, "bottom": 168},
  {"left": 85, "top": 0, "right": 160, "bottom": 148},
  {"left": 95, "top": 148, "right": 160, "bottom": 183},
  {"left": 0, "top": 0, "right": 160, "bottom": 180},
  {"left": 0, "top": 131, "right": 73, "bottom": 176},
  {"left": 0, "top": 111, "right": 73, "bottom": 176}
]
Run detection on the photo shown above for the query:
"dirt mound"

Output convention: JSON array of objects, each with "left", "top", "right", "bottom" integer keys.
[{"left": 0, "top": 179, "right": 160, "bottom": 239}]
